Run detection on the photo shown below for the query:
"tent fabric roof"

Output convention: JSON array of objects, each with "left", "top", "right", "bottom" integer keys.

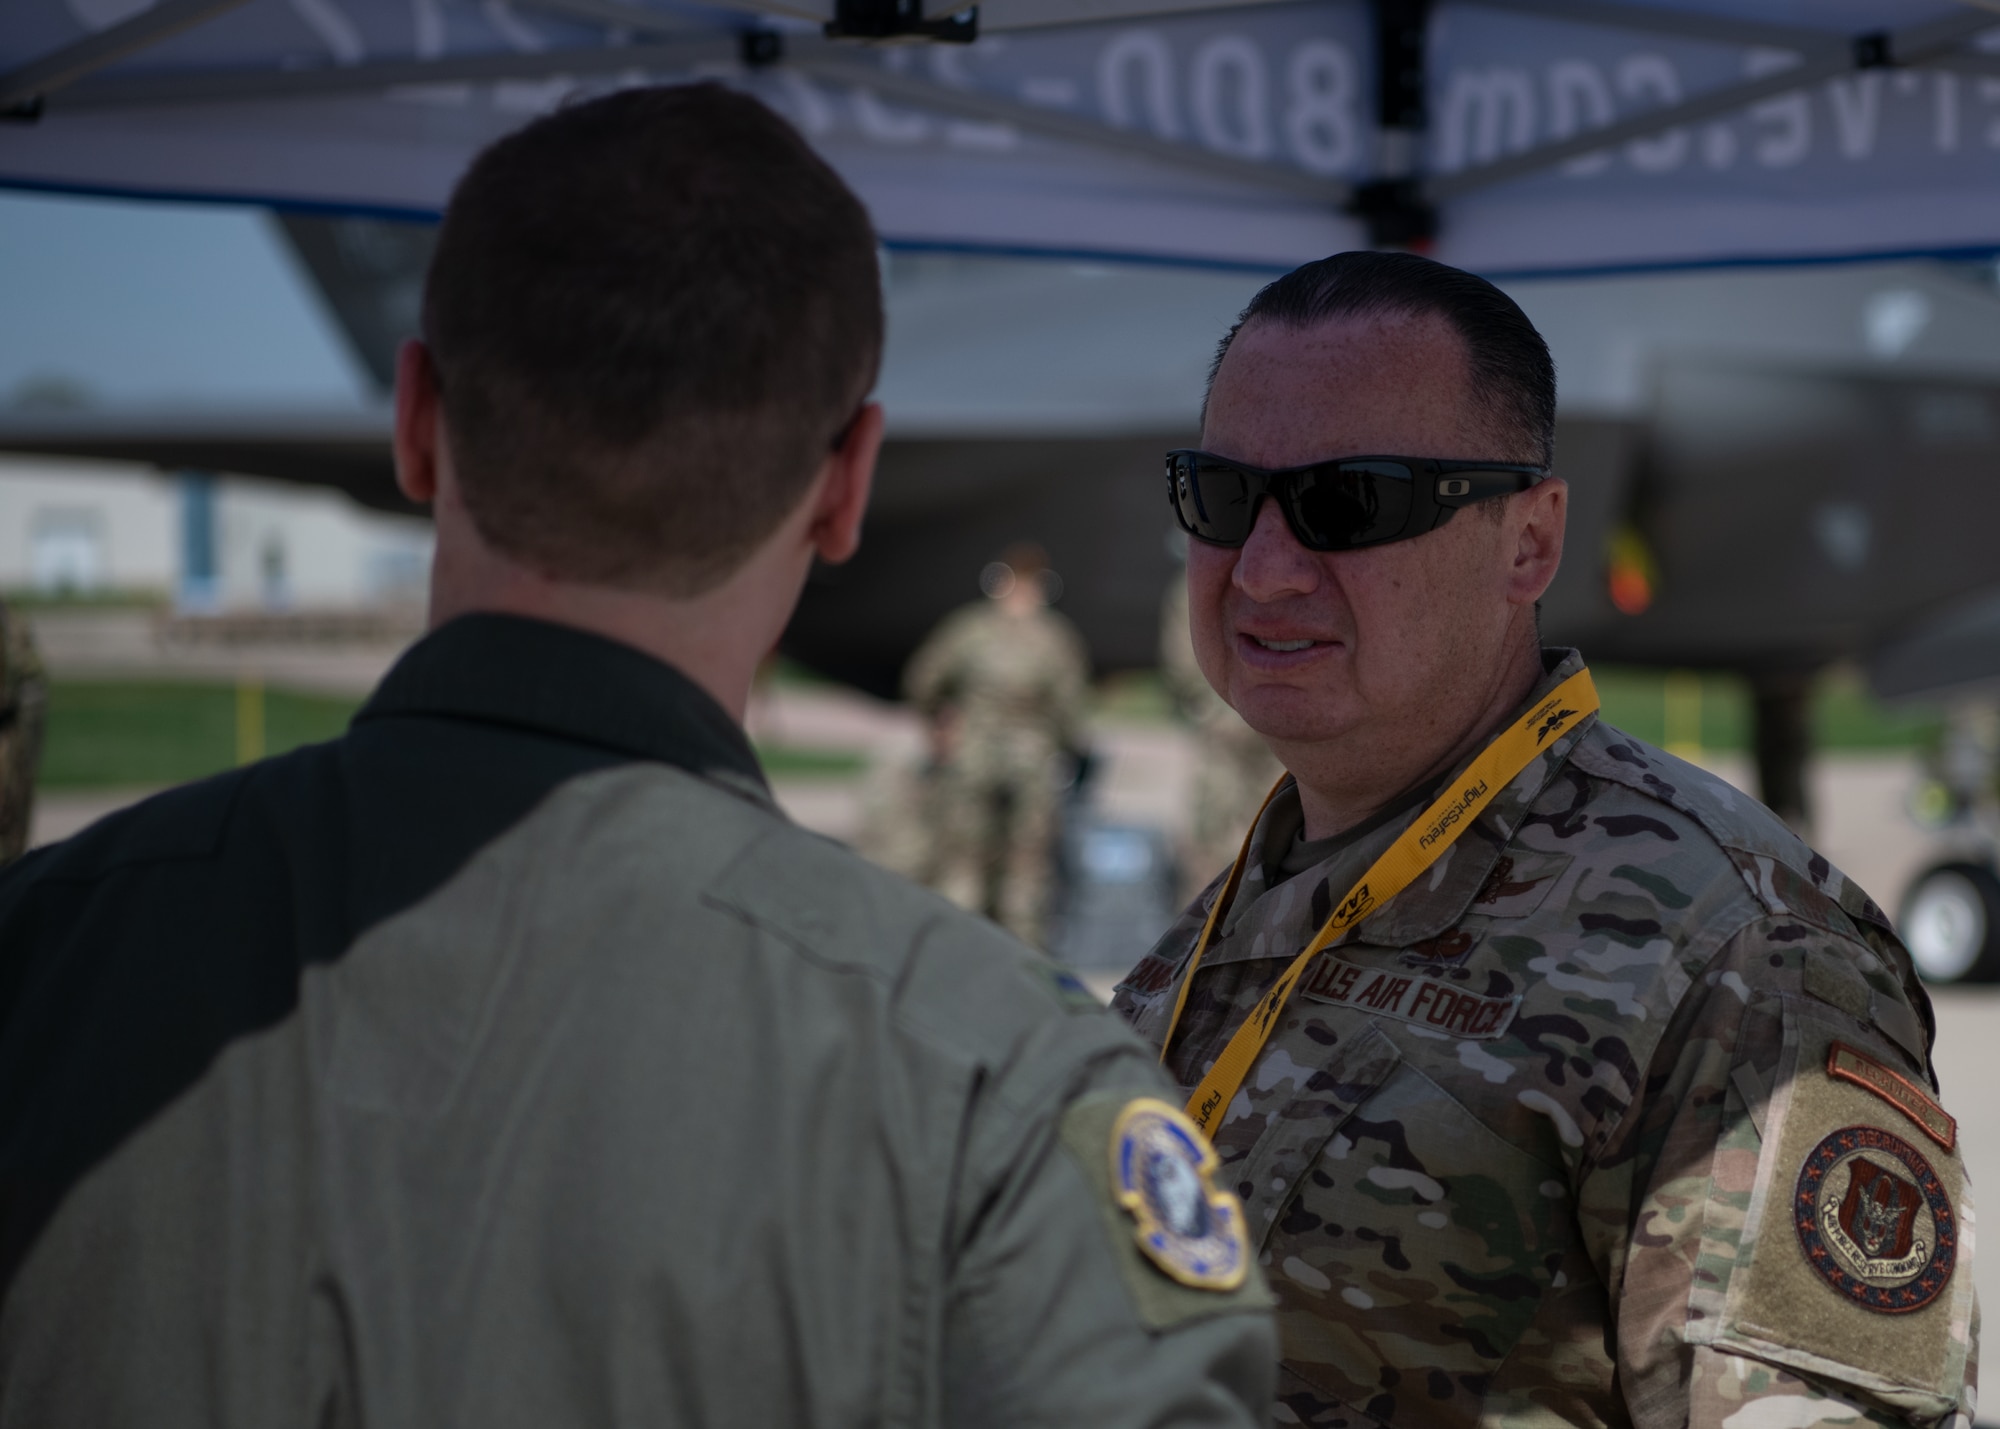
[{"left": 3, "top": 0, "right": 1999, "bottom": 276}]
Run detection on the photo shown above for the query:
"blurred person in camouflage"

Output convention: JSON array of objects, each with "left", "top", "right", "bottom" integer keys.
[
  {"left": 0, "top": 599, "right": 46, "bottom": 864},
  {"left": 1113, "top": 251, "right": 1977, "bottom": 1429},
  {"left": 1160, "top": 569, "right": 1283, "bottom": 902},
  {"left": 903, "top": 543, "right": 1090, "bottom": 946}
]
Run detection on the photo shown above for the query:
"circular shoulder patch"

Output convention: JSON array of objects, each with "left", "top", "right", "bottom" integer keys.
[
  {"left": 1109, "top": 1098, "right": 1249, "bottom": 1292},
  {"left": 1795, "top": 1125, "right": 1957, "bottom": 1314}
]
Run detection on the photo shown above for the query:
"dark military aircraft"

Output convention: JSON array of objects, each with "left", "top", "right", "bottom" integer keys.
[{"left": 7, "top": 213, "right": 2000, "bottom": 970}]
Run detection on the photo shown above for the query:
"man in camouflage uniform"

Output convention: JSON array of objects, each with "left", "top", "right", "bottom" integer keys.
[
  {"left": 0, "top": 598, "right": 47, "bottom": 864},
  {"left": 903, "top": 543, "right": 1091, "bottom": 946},
  {"left": 1161, "top": 573, "right": 1285, "bottom": 902},
  {"left": 1115, "top": 251, "right": 1977, "bottom": 1429}
]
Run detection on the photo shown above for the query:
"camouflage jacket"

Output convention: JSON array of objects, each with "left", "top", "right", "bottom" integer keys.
[
  {"left": 0, "top": 600, "right": 46, "bottom": 864},
  {"left": 1114, "top": 648, "right": 1978, "bottom": 1429},
  {"left": 903, "top": 600, "right": 1090, "bottom": 771}
]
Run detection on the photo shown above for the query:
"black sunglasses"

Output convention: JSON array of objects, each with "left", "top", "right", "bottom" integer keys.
[{"left": 1166, "top": 450, "right": 1548, "bottom": 553}]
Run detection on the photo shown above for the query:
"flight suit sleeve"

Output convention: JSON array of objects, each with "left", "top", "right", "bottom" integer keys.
[
  {"left": 1579, "top": 917, "right": 1978, "bottom": 1429},
  {"left": 941, "top": 1031, "right": 1277, "bottom": 1429}
]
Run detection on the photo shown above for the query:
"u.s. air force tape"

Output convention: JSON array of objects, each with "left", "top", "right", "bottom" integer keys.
[{"left": 1298, "top": 955, "right": 1521, "bottom": 1040}]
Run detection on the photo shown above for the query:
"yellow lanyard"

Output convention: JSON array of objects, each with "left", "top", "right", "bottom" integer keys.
[{"left": 1163, "top": 669, "right": 1599, "bottom": 1136}]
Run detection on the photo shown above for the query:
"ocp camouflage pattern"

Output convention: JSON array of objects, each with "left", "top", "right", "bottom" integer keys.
[
  {"left": 898, "top": 599, "right": 1090, "bottom": 944},
  {"left": 0, "top": 599, "right": 46, "bottom": 865},
  {"left": 1114, "top": 649, "right": 1978, "bottom": 1429}
]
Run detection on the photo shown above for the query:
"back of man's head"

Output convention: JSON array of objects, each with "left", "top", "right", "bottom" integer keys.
[
  {"left": 423, "top": 83, "right": 884, "bottom": 596},
  {"left": 1208, "top": 250, "right": 1554, "bottom": 468}
]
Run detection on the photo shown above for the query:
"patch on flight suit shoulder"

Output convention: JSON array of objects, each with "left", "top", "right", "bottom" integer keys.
[
  {"left": 1795, "top": 1126, "right": 1956, "bottom": 1314},
  {"left": 1826, "top": 1042, "right": 1955, "bottom": 1150},
  {"left": 1110, "top": 1098, "right": 1249, "bottom": 1291},
  {"left": 1058, "top": 1093, "right": 1273, "bottom": 1331},
  {"left": 1709, "top": 1005, "right": 1974, "bottom": 1422},
  {"left": 1028, "top": 960, "right": 1106, "bottom": 1013}
]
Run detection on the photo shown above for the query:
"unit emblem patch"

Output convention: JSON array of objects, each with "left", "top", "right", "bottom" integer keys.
[
  {"left": 1795, "top": 1125, "right": 1956, "bottom": 1314},
  {"left": 1110, "top": 1098, "right": 1249, "bottom": 1292}
]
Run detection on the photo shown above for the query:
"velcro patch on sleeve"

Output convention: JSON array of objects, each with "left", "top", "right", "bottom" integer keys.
[
  {"left": 1827, "top": 1042, "right": 1955, "bottom": 1151},
  {"left": 1058, "top": 1093, "right": 1274, "bottom": 1331},
  {"left": 1713, "top": 1009, "right": 1973, "bottom": 1422},
  {"left": 1299, "top": 954, "right": 1520, "bottom": 1039}
]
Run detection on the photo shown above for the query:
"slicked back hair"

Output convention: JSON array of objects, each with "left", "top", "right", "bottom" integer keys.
[
  {"left": 423, "top": 83, "right": 884, "bottom": 595},
  {"left": 1206, "top": 251, "right": 1555, "bottom": 469}
]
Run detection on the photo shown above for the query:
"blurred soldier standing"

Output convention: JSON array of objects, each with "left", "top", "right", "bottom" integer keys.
[
  {"left": 1115, "top": 251, "right": 1976, "bottom": 1429},
  {"left": 0, "top": 599, "right": 46, "bottom": 865},
  {"left": 1160, "top": 573, "right": 1283, "bottom": 902},
  {"left": 0, "top": 86, "right": 1277, "bottom": 1426},
  {"left": 903, "top": 544, "right": 1090, "bottom": 947}
]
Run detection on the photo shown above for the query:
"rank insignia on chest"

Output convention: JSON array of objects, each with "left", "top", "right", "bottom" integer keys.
[
  {"left": 1109, "top": 1099, "right": 1249, "bottom": 1292},
  {"left": 1299, "top": 953, "right": 1521, "bottom": 1040},
  {"left": 1795, "top": 1125, "right": 1957, "bottom": 1314}
]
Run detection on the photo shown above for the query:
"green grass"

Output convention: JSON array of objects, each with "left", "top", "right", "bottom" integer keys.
[
  {"left": 1811, "top": 667, "right": 1944, "bottom": 751},
  {"left": 1583, "top": 665, "right": 1938, "bottom": 753},
  {"left": 1090, "top": 663, "right": 1939, "bottom": 753},
  {"left": 39, "top": 660, "right": 1936, "bottom": 795},
  {"left": 38, "top": 677, "right": 870, "bottom": 789},
  {"left": 40, "top": 680, "right": 361, "bottom": 789},
  {"left": 1591, "top": 667, "right": 1751, "bottom": 751},
  {"left": 1093, "top": 670, "right": 1176, "bottom": 724},
  {"left": 754, "top": 744, "right": 867, "bottom": 778}
]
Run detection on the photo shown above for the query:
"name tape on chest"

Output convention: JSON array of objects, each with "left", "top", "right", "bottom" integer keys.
[{"left": 1299, "top": 954, "right": 1521, "bottom": 1040}]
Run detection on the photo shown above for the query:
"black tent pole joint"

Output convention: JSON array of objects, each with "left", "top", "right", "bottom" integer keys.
[
  {"left": 825, "top": 0, "right": 977, "bottom": 44},
  {"left": 1350, "top": 0, "right": 1438, "bottom": 249},
  {"left": 1349, "top": 178, "right": 1438, "bottom": 248},
  {"left": 1852, "top": 31, "right": 1894, "bottom": 69},
  {"left": 740, "top": 30, "right": 784, "bottom": 68}
]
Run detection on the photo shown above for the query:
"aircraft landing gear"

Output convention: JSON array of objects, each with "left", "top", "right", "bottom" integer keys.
[{"left": 1901, "top": 862, "right": 2000, "bottom": 985}]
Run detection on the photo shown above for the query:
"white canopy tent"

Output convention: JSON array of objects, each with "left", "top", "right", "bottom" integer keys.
[{"left": 3, "top": 0, "right": 2000, "bottom": 278}]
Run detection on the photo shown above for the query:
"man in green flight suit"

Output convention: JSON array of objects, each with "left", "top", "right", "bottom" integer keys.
[
  {"left": 1114, "top": 251, "right": 1977, "bottom": 1429},
  {"left": 0, "top": 85, "right": 1275, "bottom": 1425}
]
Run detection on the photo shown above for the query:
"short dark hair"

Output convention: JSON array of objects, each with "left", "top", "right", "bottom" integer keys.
[
  {"left": 1207, "top": 251, "right": 1555, "bottom": 467},
  {"left": 423, "top": 83, "right": 884, "bottom": 594}
]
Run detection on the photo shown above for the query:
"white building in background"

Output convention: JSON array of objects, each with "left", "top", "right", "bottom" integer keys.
[{"left": 0, "top": 455, "right": 431, "bottom": 610}]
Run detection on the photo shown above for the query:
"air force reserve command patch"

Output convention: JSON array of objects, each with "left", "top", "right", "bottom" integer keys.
[
  {"left": 1796, "top": 1125, "right": 1957, "bottom": 1314},
  {"left": 1110, "top": 1099, "right": 1249, "bottom": 1292}
]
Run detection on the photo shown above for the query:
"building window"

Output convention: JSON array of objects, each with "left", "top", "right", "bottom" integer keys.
[{"left": 31, "top": 508, "right": 106, "bottom": 594}]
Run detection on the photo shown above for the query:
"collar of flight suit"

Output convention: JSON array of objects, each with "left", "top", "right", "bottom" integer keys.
[
  {"left": 1196, "top": 647, "right": 1599, "bottom": 970},
  {"left": 355, "top": 612, "right": 771, "bottom": 800}
]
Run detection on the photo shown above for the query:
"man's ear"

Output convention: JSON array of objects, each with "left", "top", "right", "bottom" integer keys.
[
  {"left": 808, "top": 401, "right": 884, "bottom": 566},
  {"left": 1506, "top": 475, "right": 1567, "bottom": 607},
  {"left": 393, "top": 339, "right": 443, "bottom": 507}
]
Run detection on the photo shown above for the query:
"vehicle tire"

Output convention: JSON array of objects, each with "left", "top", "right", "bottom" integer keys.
[{"left": 1899, "top": 862, "right": 2000, "bottom": 985}]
